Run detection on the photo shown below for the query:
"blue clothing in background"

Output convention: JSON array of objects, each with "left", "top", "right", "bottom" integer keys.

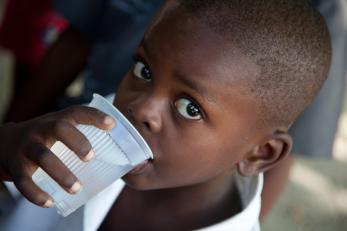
[{"left": 53, "top": 0, "right": 164, "bottom": 103}]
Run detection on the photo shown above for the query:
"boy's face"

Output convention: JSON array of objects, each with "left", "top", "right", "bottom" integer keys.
[{"left": 114, "top": 6, "right": 262, "bottom": 190}]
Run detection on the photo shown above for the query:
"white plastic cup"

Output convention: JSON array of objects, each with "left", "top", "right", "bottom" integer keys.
[{"left": 32, "top": 94, "right": 153, "bottom": 217}]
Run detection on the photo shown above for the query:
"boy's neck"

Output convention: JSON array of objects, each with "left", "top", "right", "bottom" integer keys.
[{"left": 130, "top": 170, "right": 242, "bottom": 229}]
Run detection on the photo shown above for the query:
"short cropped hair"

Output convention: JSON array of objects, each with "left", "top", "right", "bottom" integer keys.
[{"left": 179, "top": 0, "right": 332, "bottom": 127}]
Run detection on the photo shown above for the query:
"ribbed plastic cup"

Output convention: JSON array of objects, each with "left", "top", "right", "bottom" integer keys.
[{"left": 32, "top": 94, "right": 153, "bottom": 217}]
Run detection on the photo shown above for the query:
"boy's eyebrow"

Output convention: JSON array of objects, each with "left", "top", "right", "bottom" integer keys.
[
  {"left": 175, "top": 71, "right": 216, "bottom": 103},
  {"left": 140, "top": 39, "right": 152, "bottom": 59}
]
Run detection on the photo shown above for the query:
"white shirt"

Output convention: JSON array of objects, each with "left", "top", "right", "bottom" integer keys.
[{"left": 1, "top": 173, "right": 263, "bottom": 231}]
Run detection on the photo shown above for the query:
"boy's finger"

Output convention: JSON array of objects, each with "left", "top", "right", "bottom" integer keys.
[
  {"left": 49, "top": 120, "right": 94, "bottom": 161},
  {"left": 26, "top": 142, "right": 82, "bottom": 194},
  {"left": 61, "top": 106, "right": 116, "bottom": 130},
  {"left": 13, "top": 175, "right": 54, "bottom": 208}
]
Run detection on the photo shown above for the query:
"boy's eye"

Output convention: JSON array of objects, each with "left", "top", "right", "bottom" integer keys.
[
  {"left": 133, "top": 61, "right": 152, "bottom": 81},
  {"left": 174, "top": 98, "right": 202, "bottom": 120}
]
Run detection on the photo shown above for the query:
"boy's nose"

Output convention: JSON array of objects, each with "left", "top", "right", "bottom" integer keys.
[{"left": 127, "top": 96, "right": 163, "bottom": 133}]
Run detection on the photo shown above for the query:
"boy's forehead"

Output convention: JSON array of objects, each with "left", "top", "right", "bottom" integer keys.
[{"left": 144, "top": 4, "right": 259, "bottom": 99}]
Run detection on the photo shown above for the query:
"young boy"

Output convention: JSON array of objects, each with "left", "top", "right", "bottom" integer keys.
[{"left": 0, "top": 0, "right": 331, "bottom": 230}]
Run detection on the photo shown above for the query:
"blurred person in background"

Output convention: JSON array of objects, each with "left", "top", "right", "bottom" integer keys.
[
  {"left": 3, "top": 0, "right": 164, "bottom": 122},
  {"left": 0, "top": 0, "right": 67, "bottom": 122}
]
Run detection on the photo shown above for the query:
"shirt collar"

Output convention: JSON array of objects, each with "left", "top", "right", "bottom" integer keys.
[{"left": 197, "top": 173, "right": 263, "bottom": 231}]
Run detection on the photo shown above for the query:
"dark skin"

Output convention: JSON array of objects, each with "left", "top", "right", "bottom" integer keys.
[{"left": 0, "top": 1, "right": 292, "bottom": 229}]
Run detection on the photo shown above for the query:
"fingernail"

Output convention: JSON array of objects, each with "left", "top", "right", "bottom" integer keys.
[
  {"left": 70, "top": 181, "right": 82, "bottom": 194},
  {"left": 43, "top": 199, "right": 54, "bottom": 208},
  {"left": 85, "top": 149, "right": 95, "bottom": 161},
  {"left": 104, "top": 116, "right": 115, "bottom": 126}
]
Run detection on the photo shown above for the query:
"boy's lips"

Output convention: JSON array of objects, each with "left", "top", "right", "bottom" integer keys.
[{"left": 128, "top": 160, "right": 151, "bottom": 175}]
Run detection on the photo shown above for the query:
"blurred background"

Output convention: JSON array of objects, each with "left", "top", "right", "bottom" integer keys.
[{"left": 0, "top": 0, "right": 346, "bottom": 230}]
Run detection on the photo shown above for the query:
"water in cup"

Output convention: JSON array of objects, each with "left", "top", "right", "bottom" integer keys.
[{"left": 32, "top": 94, "right": 153, "bottom": 217}]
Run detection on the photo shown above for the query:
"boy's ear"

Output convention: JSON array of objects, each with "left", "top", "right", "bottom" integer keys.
[{"left": 237, "top": 131, "right": 292, "bottom": 176}]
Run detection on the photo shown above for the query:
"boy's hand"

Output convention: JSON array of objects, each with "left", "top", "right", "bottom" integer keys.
[{"left": 0, "top": 106, "right": 115, "bottom": 208}]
